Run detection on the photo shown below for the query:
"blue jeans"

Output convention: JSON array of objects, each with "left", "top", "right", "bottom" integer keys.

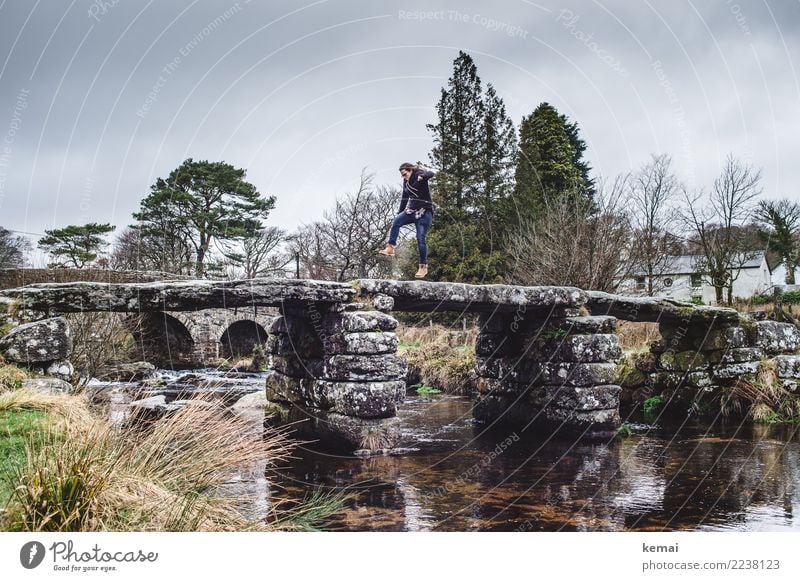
[{"left": 388, "top": 210, "right": 433, "bottom": 263}]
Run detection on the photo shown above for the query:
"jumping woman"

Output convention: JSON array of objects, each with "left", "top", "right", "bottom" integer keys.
[{"left": 378, "top": 162, "right": 435, "bottom": 279}]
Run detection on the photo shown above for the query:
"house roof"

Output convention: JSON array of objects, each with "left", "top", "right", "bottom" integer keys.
[{"left": 633, "top": 252, "right": 767, "bottom": 277}]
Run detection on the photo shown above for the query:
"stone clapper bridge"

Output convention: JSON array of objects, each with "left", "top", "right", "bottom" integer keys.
[{"left": 3, "top": 278, "right": 800, "bottom": 453}]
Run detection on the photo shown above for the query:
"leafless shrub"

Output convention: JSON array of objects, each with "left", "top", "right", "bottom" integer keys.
[{"left": 506, "top": 175, "right": 634, "bottom": 292}]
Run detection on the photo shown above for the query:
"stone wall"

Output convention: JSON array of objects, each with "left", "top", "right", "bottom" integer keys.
[{"left": 619, "top": 318, "right": 800, "bottom": 411}]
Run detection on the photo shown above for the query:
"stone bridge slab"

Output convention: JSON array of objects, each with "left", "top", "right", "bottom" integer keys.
[
  {"left": 586, "top": 291, "right": 742, "bottom": 326},
  {"left": 353, "top": 279, "right": 586, "bottom": 313},
  {"left": 2, "top": 279, "right": 355, "bottom": 313}
]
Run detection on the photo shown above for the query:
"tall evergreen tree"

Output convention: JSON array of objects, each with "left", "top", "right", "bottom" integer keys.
[
  {"left": 422, "top": 52, "right": 516, "bottom": 283},
  {"left": 426, "top": 51, "right": 484, "bottom": 215},
  {"left": 512, "top": 103, "right": 589, "bottom": 223},
  {"left": 561, "top": 113, "right": 595, "bottom": 199},
  {"left": 479, "top": 83, "right": 517, "bottom": 219}
]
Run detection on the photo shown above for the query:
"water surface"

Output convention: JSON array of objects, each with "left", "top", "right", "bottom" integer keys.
[{"left": 272, "top": 394, "right": 800, "bottom": 532}]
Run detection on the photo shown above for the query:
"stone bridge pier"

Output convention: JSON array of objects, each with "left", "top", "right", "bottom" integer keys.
[{"left": 264, "top": 302, "right": 406, "bottom": 451}]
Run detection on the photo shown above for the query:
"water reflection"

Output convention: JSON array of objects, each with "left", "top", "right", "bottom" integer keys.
[{"left": 272, "top": 395, "right": 800, "bottom": 531}]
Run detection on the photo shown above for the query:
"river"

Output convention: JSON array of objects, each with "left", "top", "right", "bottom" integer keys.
[
  {"left": 97, "top": 371, "right": 800, "bottom": 532},
  {"left": 272, "top": 394, "right": 800, "bottom": 532}
]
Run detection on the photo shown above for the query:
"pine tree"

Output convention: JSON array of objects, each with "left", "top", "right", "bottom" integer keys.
[
  {"left": 561, "top": 113, "right": 595, "bottom": 200},
  {"left": 133, "top": 159, "right": 275, "bottom": 277},
  {"left": 426, "top": 50, "right": 484, "bottom": 215},
  {"left": 479, "top": 83, "right": 517, "bottom": 221},
  {"left": 421, "top": 52, "right": 516, "bottom": 283},
  {"left": 512, "top": 103, "right": 589, "bottom": 224}
]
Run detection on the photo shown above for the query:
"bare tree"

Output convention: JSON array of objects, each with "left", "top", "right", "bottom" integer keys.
[
  {"left": 111, "top": 225, "right": 195, "bottom": 275},
  {"left": 221, "top": 226, "right": 289, "bottom": 279},
  {"left": 682, "top": 154, "right": 763, "bottom": 304},
  {"left": 507, "top": 174, "right": 634, "bottom": 292},
  {"left": 0, "top": 226, "right": 30, "bottom": 267},
  {"left": 287, "top": 222, "right": 338, "bottom": 280},
  {"left": 287, "top": 170, "right": 399, "bottom": 281},
  {"left": 628, "top": 154, "right": 682, "bottom": 295},
  {"left": 754, "top": 199, "right": 800, "bottom": 284}
]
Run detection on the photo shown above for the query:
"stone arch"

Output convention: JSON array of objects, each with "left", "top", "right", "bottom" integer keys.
[
  {"left": 131, "top": 312, "right": 195, "bottom": 368},
  {"left": 219, "top": 320, "right": 269, "bottom": 358}
]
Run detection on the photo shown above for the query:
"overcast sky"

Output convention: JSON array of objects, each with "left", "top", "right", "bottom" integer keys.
[{"left": 1, "top": 0, "right": 798, "bottom": 251}]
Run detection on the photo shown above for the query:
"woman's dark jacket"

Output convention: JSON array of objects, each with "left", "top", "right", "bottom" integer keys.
[{"left": 398, "top": 168, "right": 435, "bottom": 214}]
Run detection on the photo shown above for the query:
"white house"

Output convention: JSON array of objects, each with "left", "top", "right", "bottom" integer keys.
[
  {"left": 771, "top": 261, "right": 800, "bottom": 288},
  {"left": 621, "top": 253, "right": 772, "bottom": 304}
]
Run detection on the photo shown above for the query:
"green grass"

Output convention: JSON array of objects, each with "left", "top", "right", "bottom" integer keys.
[
  {"left": 615, "top": 424, "right": 632, "bottom": 438},
  {"left": 398, "top": 340, "right": 421, "bottom": 349},
  {"left": 643, "top": 395, "right": 665, "bottom": 415},
  {"left": 0, "top": 410, "right": 49, "bottom": 507},
  {"left": 414, "top": 384, "right": 442, "bottom": 396}
]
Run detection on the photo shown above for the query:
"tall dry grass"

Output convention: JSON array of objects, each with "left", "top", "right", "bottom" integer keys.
[
  {"left": 0, "top": 363, "right": 28, "bottom": 392},
  {"left": 0, "top": 389, "right": 344, "bottom": 531},
  {"left": 397, "top": 324, "right": 477, "bottom": 394},
  {"left": 615, "top": 321, "right": 661, "bottom": 353},
  {"left": 724, "top": 360, "right": 800, "bottom": 423}
]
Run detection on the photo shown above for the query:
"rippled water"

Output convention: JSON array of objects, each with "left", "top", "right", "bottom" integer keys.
[{"left": 272, "top": 395, "right": 800, "bottom": 532}]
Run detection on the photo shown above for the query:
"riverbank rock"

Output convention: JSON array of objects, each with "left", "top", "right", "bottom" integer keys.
[
  {"left": 97, "top": 361, "right": 156, "bottom": 382},
  {"left": 23, "top": 377, "right": 73, "bottom": 394},
  {"left": 44, "top": 360, "right": 74, "bottom": 381},
  {"left": 0, "top": 316, "right": 72, "bottom": 364},
  {"left": 755, "top": 321, "right": 800, "bottom": 354}
]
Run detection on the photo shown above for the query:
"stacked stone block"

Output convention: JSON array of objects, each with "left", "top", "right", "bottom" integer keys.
[
  {"left": 264, "top": 303, "right": 406, "bottom": 452},
  {"left": 474, "top": 313, "right": 622, "bottom": 432},
  {"left": 622, "top": 318, "right": 800, "bottom": 410}
]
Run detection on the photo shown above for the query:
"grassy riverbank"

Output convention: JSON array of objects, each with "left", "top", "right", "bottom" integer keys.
[{"left": 0, "top": 367, "right": 346, "bottom": 532}]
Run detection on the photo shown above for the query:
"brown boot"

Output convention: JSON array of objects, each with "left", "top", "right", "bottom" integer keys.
[
  {"left": 378, "top": 243, "right": 396, "bottom": 257},
  {"left": 414, "top": 264, "right": 428, "bottom": 278}
]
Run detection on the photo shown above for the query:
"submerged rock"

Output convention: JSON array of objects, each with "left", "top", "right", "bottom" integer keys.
[{"left": 97, "top": 361, "right": 156, "bottom": 382}]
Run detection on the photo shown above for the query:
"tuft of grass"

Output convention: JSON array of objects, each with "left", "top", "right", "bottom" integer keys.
[
  {"left": 615, "top": 424, "right": 632, "bottom": 438},
  {"left": 0, "top": 363, "right": 28, "bottom": 392},
  {"left": 399, "top": 324, "right": 477, "bottom": 394},
  {"left": 414, "top": 384, "right": 442, "bottom": 396},
  {"left": 723, "top": 360, "right": 800, "bottom": 424},
  {"left": 616, "top": 321, "right": 661, "bottom": 353},
  {"left": 268, "top": 488, "right": 353, "bottom": 532},
  {"left": 359, "top": 424, "right": 395, "bottom": 452},
  {"left": 643, "top": 395, "right": 665, "bottom": 415}
]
